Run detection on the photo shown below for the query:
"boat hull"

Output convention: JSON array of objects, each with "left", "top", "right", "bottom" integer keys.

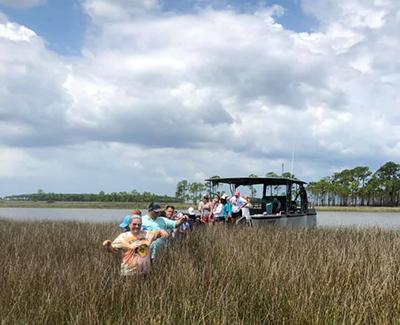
[{"left": 251, "top": 213, "right": 317, "bottom": 228}]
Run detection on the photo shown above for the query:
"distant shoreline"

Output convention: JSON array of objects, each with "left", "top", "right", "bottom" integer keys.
[
  {"left": 0, "top": 200, "right": 189, "bottom": 210},
  {"left": 0, "top": 200, "right": 400, "bottom": 212},
  {"left": 315, "top": 206, "right": 400, "bottom": 213}
]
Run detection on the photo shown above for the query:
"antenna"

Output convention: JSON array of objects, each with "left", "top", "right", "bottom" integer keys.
[{"left": 290, "top": 143, "right": 295, "bottom": 177}]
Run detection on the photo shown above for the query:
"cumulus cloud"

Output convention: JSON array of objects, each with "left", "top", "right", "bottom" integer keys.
[
  {"left": 69, "top": 7, "right": 345, "bottom": 151},
  {"left": 0, "top": 16, "right": 72, "bottom": 148},
  {"left": 1, "top": 0, "right": 400, "bottom": 195}
]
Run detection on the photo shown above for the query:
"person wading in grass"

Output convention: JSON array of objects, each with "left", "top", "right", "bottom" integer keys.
[
  {"left": 162, "top": 205, "right": 176, "bottom": 219},
  {"left": 142, "top": 202, "right": 189, "bottom": 259},
  {"left": 102, "top": 208, "right": 143, "bottom": 251},
  {"left": 103, "top": 214, "right": 168, "bottom": 275},
  {"left": 118, "top": 209, "right": 142, "bottom": 232},
  {"left": 176, "top": 207, "right": 195, "bottom": 234}
]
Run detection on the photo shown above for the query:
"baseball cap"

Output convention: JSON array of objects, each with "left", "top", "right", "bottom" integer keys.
[
  {"left": 148, "top": 202, "right": 162, "bottom": 212},
  {"left": 131, "top": 209, "right": 142, "bottom": 216},
  {"left": 119, "top": 215, "right": 133, "bottom": 230}
]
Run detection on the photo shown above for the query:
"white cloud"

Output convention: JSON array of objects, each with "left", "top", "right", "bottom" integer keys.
[
  {"left": 301, "top": 0, "right": 390, "bottom": 29},
  {"left": 1, "top": 1, "right": 400, "bottom": 195},
  {"left": 0, "top": 16, "right": 72, "bottom": 149},
  {"left": 82, "top": 0, "right": 160, "bottom": 23},
  {"left": 0, "top": 21, "right": 36, "bottom": 41},
  {"left": 0, "top": 147, "right": 33, "bottom": 177}
]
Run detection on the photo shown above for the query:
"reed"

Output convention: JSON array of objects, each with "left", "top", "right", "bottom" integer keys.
[{"left": 1, "top": 219, "right": 400, "bottom": 324}]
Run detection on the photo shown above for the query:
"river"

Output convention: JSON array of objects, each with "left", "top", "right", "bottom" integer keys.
[{"left": 1, "top": 208, "right": 400, "bottom": 229}]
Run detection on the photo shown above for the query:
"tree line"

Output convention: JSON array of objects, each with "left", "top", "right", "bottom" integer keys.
[
  {"left": 306, "top": 161, "right": 400, "bottom": 207},
  {"left": 175, "top": 173, "right": 291, "bottom": 204},
  {"left": 175, "top": 162, "right": 400, "bottom": 208},
  {"left": 2, "top": 189, "right": 178, "bottom": 203},
  {"left": 3, "top": 161, "right": 399, "bottom": 207}
]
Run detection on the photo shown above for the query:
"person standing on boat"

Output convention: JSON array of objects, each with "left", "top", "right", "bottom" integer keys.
[
  {"left": 236, "top": 196, "right": 253, "bottom": 226},
  {"left": 106, "top": 214, "right": 169, "bottom": 275},
  {"left": 272, "top": 197, "right": 281, "bottom": 214},
  {"left": 211, "top": 193, "right": 222, "bottom": 224},
  {"left": 198, "top": 194, "right": 211, "bottom": 225},
  {"left": 207, "top": 193, "right": 220, "bottom": 226},
  {"left": 222, "top": 193, "right": 233, "bottom": 223},
  {"left": 229, "top": 191, "right": 247, "bottom": 222},
  {"left": 142, "top": 202, "right": 188, "bottom": 258},
  {"left": 213, "top": 193, "right": 232, "bottom": 224}
]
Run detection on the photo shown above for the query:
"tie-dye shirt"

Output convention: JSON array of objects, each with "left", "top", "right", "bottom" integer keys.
[{"left": 111, "top": 230, "right": 158, "bottom": 275}]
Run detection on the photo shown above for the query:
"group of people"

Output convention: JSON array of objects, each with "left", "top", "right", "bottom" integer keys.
[
  {"left": 103, "top": 191, "right": 252, "bottom": 276},
  {"left": 198, "top": 191, "right": 253, "bottom": 226}
]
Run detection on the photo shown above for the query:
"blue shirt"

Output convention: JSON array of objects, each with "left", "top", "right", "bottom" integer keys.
[
  {"left": 141, "top": 214, "right": 177, "bottom": 258},
  {"left": 222, "top": 203, "right": 232, "bottom": 218},
  {"left": 141, "top": 215, "right": 177, "bottom": 231}
]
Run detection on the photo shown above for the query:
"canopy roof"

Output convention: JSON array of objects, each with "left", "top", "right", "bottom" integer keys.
[{"left": 205, "top": 177, "right": 307, "bottom": 186}]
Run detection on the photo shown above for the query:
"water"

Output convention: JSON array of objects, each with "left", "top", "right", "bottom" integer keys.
[
  {"left": 317, "top": 211, "right": 400, "bottom": 229},
  {"left": 1, "top": 208, "right": 400, "bottom": 229},
  {"left": 0, "top": 207, "right": 131, "bottom": 223}
]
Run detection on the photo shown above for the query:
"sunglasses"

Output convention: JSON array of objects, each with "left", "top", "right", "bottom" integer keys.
[{"left": 131, "top": 223, "right": 142, "bottom": 227}]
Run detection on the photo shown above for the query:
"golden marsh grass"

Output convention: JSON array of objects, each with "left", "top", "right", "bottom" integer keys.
[{"left": 1, "top": 219, "right": 400, "bottom": 324}]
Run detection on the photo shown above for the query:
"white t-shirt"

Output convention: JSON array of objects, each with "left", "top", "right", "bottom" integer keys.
[
  {"left": 230, "top": 196, "right": 247, "bottom": 213},
  {"left": 213, "top": 203, "right": 223, "bottom": 218},
  {"left": 242, "top": 202, "right": 253, "bottom": 220}
]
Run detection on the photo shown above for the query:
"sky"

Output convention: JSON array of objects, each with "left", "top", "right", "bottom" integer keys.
[{"left": 0, "top": 0, "right": 399, "bottom": 197}]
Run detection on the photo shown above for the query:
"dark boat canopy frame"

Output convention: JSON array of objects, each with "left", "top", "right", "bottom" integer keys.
[
  {"left": 205, "top": 177, "right": 307, "bottom": 187},
  {"left": 205, "top": 176, "right": 314, "bottom": 217}
]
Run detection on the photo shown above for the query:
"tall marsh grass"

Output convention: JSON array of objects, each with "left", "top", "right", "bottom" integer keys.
[{"left": 1, "top": 219, "right": 400, "bottom": 324}]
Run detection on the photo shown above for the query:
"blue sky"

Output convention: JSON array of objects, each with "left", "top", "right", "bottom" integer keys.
[
  {"left": 0, "top": 0, "right": 399, "bottom": 196},
  {"left": 0, "top": 0, "right": 88, "bottom": 55},
  {"left": 161, "top": 0, "right": 318, "bottom": 32},
  {"left": 0, "top": 0, "right": 317, "bottom": 55}
]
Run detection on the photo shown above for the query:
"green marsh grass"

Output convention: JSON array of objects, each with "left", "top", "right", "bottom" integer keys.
[{"left": 1, "top": 219, "right": 400, "bottom": 324}]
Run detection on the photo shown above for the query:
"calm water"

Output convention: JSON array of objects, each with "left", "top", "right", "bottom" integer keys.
[
  {"left": 0, "top": 208, "right": 131, "bottom": 223},
  {"left": 1, "top": 208, "right": 400, "bottom": 229}
]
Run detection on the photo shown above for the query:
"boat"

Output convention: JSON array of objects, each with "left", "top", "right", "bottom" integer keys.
[{"left": 205, "top": 176, "right": 317, "bottom": 227}]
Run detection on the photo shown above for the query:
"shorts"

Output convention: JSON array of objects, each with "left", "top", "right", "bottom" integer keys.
[
  {"left": 232, "top": 211, "right": 242, "bottom": 219},
  {"left": 214, "top": 217, "right": 226, "bottom": 223}
]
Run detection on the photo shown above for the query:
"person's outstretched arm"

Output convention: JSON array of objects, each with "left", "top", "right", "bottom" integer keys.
[{"left": 102, "top": 240, "right": 118, "bottom": 253}]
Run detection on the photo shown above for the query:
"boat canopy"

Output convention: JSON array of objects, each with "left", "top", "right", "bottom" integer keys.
[{"left": 205, "top": 177, "right": 307, "bottom": 186}]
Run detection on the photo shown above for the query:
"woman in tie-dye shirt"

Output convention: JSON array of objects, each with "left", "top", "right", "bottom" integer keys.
[{"left": 105, "top": 215, "right": 168, "bottom": 275}]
